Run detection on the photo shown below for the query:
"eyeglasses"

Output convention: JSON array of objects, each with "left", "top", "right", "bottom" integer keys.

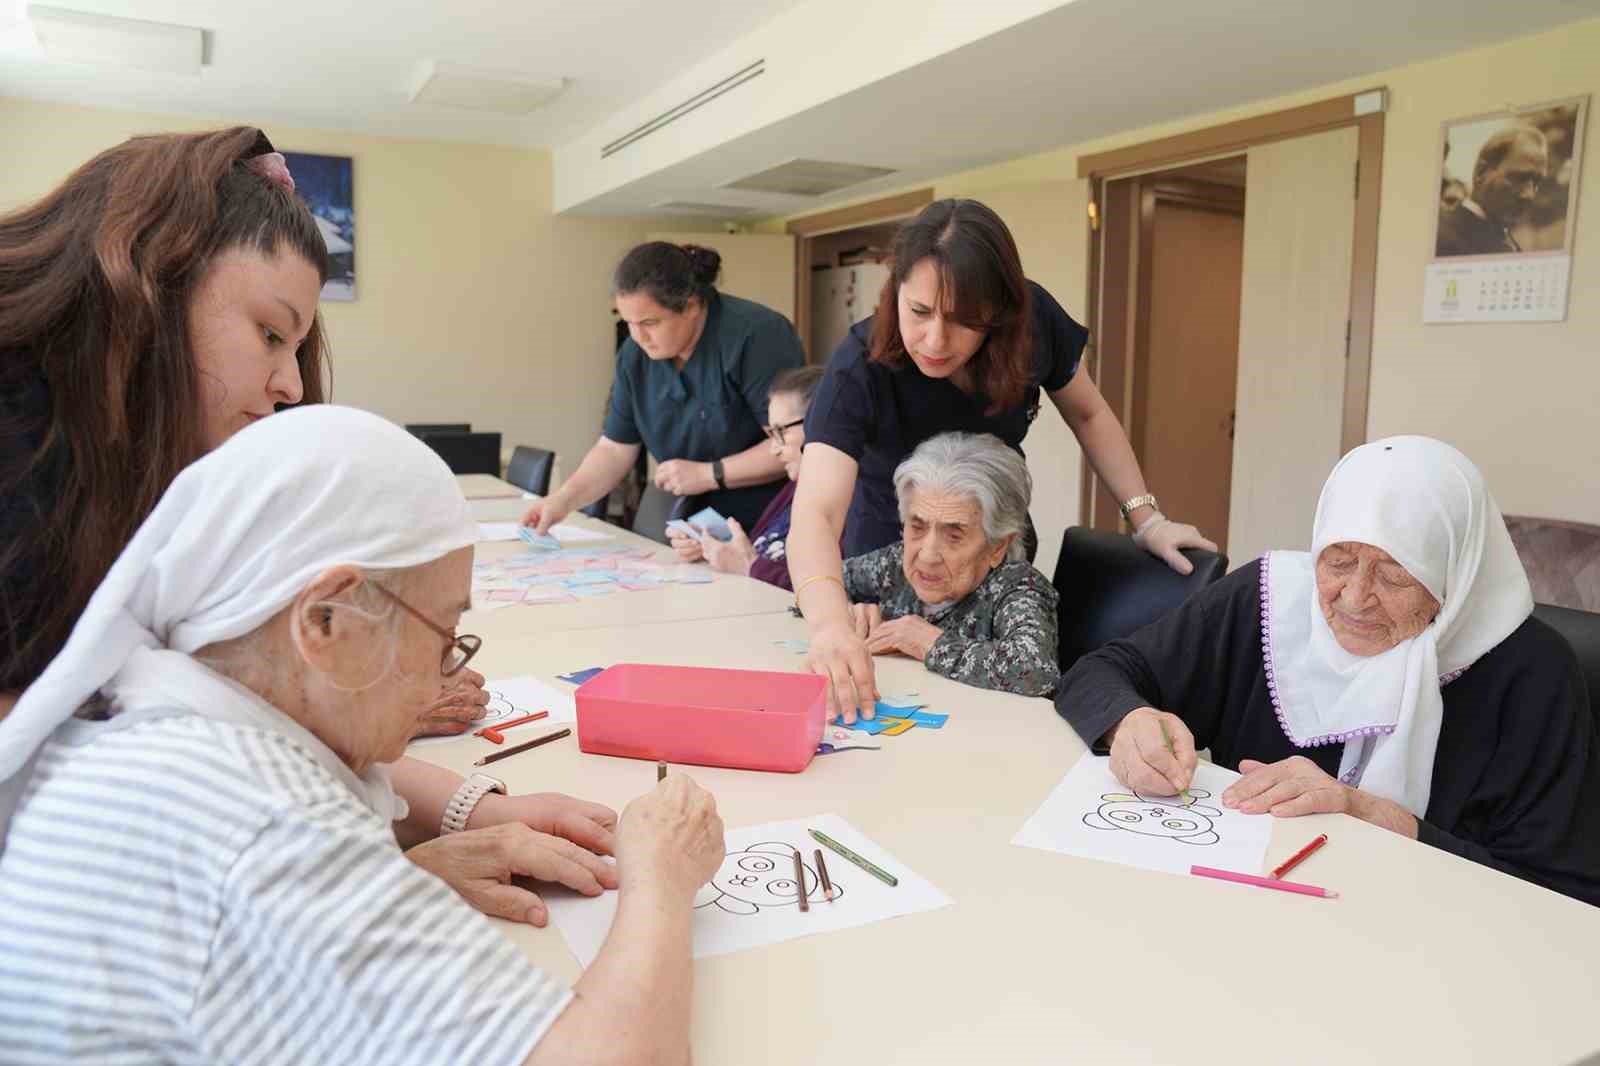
[
  {"left": 369, "top": 582, "right": 482, "bottom": 677},
  {"left": 764, "top": 418, "right": 805, "bottom": 446}
]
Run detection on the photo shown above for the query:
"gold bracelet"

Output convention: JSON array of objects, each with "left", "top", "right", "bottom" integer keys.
[{"left": 794, "top": 574, "right": 845, "bottom": 599}]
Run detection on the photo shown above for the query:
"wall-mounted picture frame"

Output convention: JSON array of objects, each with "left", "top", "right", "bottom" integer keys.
[
  {"left": 282, "top": 151, "right": 355, "bottom": 301},
  {"left": 1432, "top": 95, "right": 1586, "bottom": 260}
]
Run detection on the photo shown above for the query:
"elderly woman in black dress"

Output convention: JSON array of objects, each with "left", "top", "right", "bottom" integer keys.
[{"left": 1056, "top": 436, "right": 1599, "bottom": 906}]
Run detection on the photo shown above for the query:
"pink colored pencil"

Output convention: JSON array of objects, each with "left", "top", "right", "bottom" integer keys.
[{"left": 1190, "top": 865, "right": 1338, "bottom": 899}]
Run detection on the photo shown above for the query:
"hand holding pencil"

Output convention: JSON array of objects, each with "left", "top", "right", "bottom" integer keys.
[
  {"left": 1107, "top": 707, "right": 1198, "bottom": 797},
  {"left": 617, "top": 774, "right": 725, "bottom": 900}
]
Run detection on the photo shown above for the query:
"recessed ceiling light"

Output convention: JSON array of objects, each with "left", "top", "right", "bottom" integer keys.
[
  {"left": 27, "top": 5, "right": 204, "bottom": 75},
  {"left": 408, "top": 60, "right": 567, "bottom": 114}
]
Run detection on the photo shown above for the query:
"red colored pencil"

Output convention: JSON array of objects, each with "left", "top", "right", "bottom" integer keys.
[
  {"left": 475, "top": 710, "right": 549, "bottom": 744},
  {"left": 1270, "top": 834, "right": 1328, "bottom": 879}
]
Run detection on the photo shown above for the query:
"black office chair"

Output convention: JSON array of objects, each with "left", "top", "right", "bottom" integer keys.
[
  {"left": 505, "top": 445, "right": 555, "bottom": 497},
  {"left": 405, "top": 422, "right": 471, "bottom": 436},
  {"left": 1533, "top": 603, "right": 1600, "bottom": 717},
  {"left": 1052, "top": 525, "right": 1229, "bottom": 672},
  {"left": 630, "top": 486, "right": 695, "bottom": 546},
  {"left": 421, "top": 431, "right": 501, "bottom": 476}
]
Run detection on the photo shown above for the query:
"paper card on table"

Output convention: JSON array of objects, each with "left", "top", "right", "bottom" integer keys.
[
  {"left": 879, "top": 691, "right": 925, "bottom": 709},
  {"left": 774, "top": 638, "right": 810, "bottom": 653},
  {"left": 517, "top": 527, "right": 563, "bottom": 551},
  {"left": 685, "top": 506, "right": 733, "bottom": 542},
  {"left": 900, "top": 710, "right": 947, "bottom": 728},
  {"left": 548, "top": 523, "right": 612, "bottom": 545},
  {"left": 1012, "top": 756, "right": 1271, "bottom": 877},
  {"left": 841, "top": 717, "right": 893, "bottom": 735},
  {"left": 569, "top": 584, "right": 617, "bottom": 598},
  {"left": 407, "top": 674, "right": 578, "bottom": 748},
  {"left": 561, "top": 572, "right": 614, "bottom": 587},
  {"left": 547, "top": 814, "right": 951, "bottom": 964},
  {"left": 477, "top": 522, "right": 525, "bottom": 542},
  {"left": 665, "top": 519, "right": 701, "bottom": 540},
  {"left": 557, "top": 667, "right": 605, "bottom": 685},
  {"left": 521, "top": 586, "right": 579, "bottom": 605},
  {"left": 878, "top": 719, "right": 916, "bottom": 736}
]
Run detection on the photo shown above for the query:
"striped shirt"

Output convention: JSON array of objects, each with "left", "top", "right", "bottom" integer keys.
[{"left": 0, "top": 710, "right": 571, "bottom": 1065}]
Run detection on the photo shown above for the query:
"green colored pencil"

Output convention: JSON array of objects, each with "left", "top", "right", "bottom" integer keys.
[
  {"left": 808, "top": 828, "right": 898, "bottom": 887},
  {"left": 1158, "top": 720, "right": 1193, "bottom": 801}
]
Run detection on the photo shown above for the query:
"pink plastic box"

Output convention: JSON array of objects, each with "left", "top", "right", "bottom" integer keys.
[{"left": 575, "top": 664, "right": 826, "bottom": 773}]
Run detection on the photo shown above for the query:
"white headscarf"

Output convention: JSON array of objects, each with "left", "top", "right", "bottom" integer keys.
[
  {"left": 0, "top": 405, "right": 477, "bottom": 850},
  {"left": 1262, "top": 436, "right": 1532, "bottom": 816}
]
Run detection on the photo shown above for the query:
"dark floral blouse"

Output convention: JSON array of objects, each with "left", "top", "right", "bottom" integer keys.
[{"left": 842, "top": 542, "right": 1061, "bottom": 697}]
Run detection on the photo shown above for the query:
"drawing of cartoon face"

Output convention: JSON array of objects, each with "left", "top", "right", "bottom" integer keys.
[
  {"left": 693, "top": 842, "right": 839, "bottom": 915},
  {"left": 1082, "top": 789, "right": 1222, "bottom": 845}
]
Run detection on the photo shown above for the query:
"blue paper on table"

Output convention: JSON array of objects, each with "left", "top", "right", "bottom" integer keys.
[
  {"left": 558, "top": 667, "right": 605, "bottom": 685},
  {"left": 517, "top": 527, "right": 562, "bottom": 551},
  {"left": 838, "top": 704, "right": 949, "bottom": 732},
  {"left": 562, "top": 572, "right": 614, "bottom": 587},
  {"left": 840, "top": 717, "right": 894, "bottom": 734},
  {"left": 685, "top": 506, "right": 733, "bottom": 542}
]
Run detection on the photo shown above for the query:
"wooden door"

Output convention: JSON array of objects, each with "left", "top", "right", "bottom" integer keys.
[
  {"left": 1137, "top": 184, "right": 1245, "bottom": 551},
  {"left": 647, "top": 232, "right": 797, "bottom": 324},
  {"left": 1228, "top": 126, "right": 1359, "bottom": 566}
]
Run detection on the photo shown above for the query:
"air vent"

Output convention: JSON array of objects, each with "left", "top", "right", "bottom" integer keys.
[
  {"left": 408, "top": 60, "right": 566, "bottom": 114},
  {"left": 601, "top": 60, "right": 765, "bottom": 159},
  {"left": 722, "top": 159, "right": 896, "bottom": 197},
  {"left": 652, "top": 201, "right": 763, "bottom": 218}
]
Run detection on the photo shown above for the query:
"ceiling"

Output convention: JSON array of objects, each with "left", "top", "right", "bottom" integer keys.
[
  {"left": 563, "top": 0, "right": 1600, "bottom": 215},
  {"left": 0, "top": 0, "right": 808, "bottom": 146}
]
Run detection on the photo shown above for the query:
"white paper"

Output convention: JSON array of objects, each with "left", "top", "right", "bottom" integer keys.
[
  {"left": 477, "top": 522, "right": 524, "bottom": 542},
  {"left": 407, "top": 675, "right": 578, "bottom": 748},
  {"left": 548, "top": 814, "right": 951, "bottom": 964},
  {"left": 1013, "top": 756, "right": 1271, "bottom": 876}
]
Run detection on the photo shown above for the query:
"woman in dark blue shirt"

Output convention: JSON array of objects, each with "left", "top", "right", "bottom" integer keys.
[
  {"left": 522, "top": 242, "right": 804, "bottom": 533},
  {"left": 789, "top": 199, "right": 1215, "bottom": 721}
]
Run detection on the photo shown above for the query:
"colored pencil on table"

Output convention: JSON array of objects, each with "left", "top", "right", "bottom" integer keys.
[
  {"left": 1157, "top": 720, "right": 1193, "bottom": 801},
  {"left": 1190, "top": 865, "right": 1338, "bottom": 899},
  {"left": 814, "top": 849, "right": 836, "bottom": 902},
  {"left": 794, "top": 850, "right": 809, "bottom": 912},
  {"left": 474, "top": 727, "right": 571, "bottom": 766},
  {"left": 808, "top": 828, "right": 898, "bottom": 887},
  {"left": 657, "top": 760, "right": 667, "bottom": 782},
  {"left": 475, "top": 710, "right": 549, "bottom": 744},
  {"left": 1271, "top": 834, "right": 1328, "bottom": 879}
]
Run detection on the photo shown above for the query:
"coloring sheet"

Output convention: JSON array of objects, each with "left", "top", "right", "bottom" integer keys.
[
  {"left": 547, "top": 814, "right": 951, "bottom": 963},
  {"left": 1012, "top": 756, "right": 1272, "bottom": 876},
  {"left": 407, "top": 675, "right": 577, "bottom": 748}
]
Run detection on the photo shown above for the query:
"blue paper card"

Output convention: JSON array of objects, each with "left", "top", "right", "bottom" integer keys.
[
  {"left": 517, "top": 527, "right": 562, "bottom": 551},
  {"left": 685, "top": 506, "right": 733, "bottom": 542},
  {"left": 558, "top": 667, "right": 604, "bottom": 685}
]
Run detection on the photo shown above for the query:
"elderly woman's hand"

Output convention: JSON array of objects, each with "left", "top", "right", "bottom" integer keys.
[
  {"left": 617, "top": 773, "right": 724, "bottom": 900},
  {"left": 864, "top": 615, "right": 943, "bottom": 662},
  {"left": 406, "top": 822, "right": 620, "bottom": 926},
  {"left": 1134, "top": 517, "right": 1220, "bottom": 576},
  {"left": 1222, "top": 757, "right": 1349, "bottom": 816},
  {"left": 473, "top": 791, "right": 618, "bottom": 857},
  {"left": 1107, "top": 707, "right": 1198, "bottom": 796},
  {"left": 701, "top": 518, "right": 758, "bottom": 576},
  {"left": 414, "top": 667, "right": 490, "bottom": 737},
  {"left": 848, "top": 603, "right": 882, "bottom": 640},
  {"left": 666, "top": 528, "right": 705, "bottom": 563},
  {"left": 807, "top": 621, "right": 880, "bottom": 724}
]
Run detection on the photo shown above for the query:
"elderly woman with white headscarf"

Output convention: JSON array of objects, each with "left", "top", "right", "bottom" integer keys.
[
  {"left": 832, "top": 431, "right": 1060, "bottom": 711},
  {"left": 0, "top": 406, "right": 725, "bottom": 1065},
  {"left": 1055, "top": 437, "right": 1599, "bottom": 906}
]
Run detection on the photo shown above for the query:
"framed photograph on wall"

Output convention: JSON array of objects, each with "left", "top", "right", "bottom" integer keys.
[
  {"left": 1424, "top": 95, "right": 1586, "bottom": 323},
  {"left": 282, "top": 151, "right": 355, "bottom": 301}
]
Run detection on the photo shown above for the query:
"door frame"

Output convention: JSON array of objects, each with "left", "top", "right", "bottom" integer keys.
[
  {"left": 1080, "top": 89, "right": 1387, "bottom": 532},
  {"left": 785, "top": 188, "right": 934, "bottom": 362}
]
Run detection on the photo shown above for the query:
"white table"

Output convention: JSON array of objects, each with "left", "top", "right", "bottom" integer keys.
[
  {"left": 409, "top": 610, "right": 1600, "bottom": 1066},
  {"left": 456, "top": 473, "right": 524, "bottom": 500}
]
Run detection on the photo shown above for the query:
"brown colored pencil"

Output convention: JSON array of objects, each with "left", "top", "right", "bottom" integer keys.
[
  {"left": 473, "top": 727, "right": 571, "bottom": 766},
  {"left": 794, "top": 850, "right": 809, "bottom": 912},
  {"left": 814, "top": 848, "right": 835, "bottom": 902}
]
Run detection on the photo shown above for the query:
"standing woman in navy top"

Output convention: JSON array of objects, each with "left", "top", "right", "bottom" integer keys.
[
  {"left": 789, "top": 199, "right": 1215, "bottom": 720},
  {"left": 522, "top": 242, "right": 804, "bottom": 534}
]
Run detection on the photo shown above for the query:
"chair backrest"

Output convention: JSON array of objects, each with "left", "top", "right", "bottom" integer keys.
[
  {"left": 1506, "top": 515, "right": 1600, "bottom": 612},
  {"left": 420, "top": 431, "right": 501, "bottom": 476},
  {"left": 630, "top": 486, "right": 690, "bottom": 545},
  {"left": 505, "top": 445, "right": 555, "bottom": 496},
  {"left": 1532, "top": 603, "right": 1600, "bottom": 719},
  {"left": 1053, "top": 525, "right": 1229, "bottom": 671},
  {"left": 405, "top": 422, "right": 471, "bottom": 436}
]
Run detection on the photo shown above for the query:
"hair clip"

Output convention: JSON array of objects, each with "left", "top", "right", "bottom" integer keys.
[{"left": 247, "top": 151, "right": 296, "bottom": 194}]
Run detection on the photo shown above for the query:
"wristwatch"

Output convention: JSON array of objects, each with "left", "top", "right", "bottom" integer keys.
[
  {"left": 440, "top": 772, "right": 506, "bottom": 835},
  {"left": 1118, "top": 494, "right": 1159, "bottom": 521},
  {"left": 711, "top": 458, "right": 728, "bottom": 491}
]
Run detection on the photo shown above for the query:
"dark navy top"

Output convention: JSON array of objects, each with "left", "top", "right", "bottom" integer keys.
[
  {"left": 805, "top": 280, "right": 1088, "bottom": 557},
  {"left": 603, "top": 291, "right": 804, "bottom": 529},
  {"left": 1, "top": 370, "right": 63, "bottom": 690}
]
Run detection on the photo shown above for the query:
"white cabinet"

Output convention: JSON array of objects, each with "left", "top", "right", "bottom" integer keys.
[{"left": 809, "top": 263, "right": 890, "bottom": 361}]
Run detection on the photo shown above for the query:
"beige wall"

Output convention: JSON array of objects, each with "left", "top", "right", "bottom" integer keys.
[
  {"left": 0, "top": 96, "right": 686, "bottom": 483},
  {"left": 766, "top": 17, "right": 1600, "bottom": 533}
]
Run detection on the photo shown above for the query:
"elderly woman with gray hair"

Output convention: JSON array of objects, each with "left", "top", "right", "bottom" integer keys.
[
  {"left": 838, "top": 431, "right": 1060, "bottom": 705},
  {"left": 0, "top": 406, "right": 725, "bottom": 1065}
]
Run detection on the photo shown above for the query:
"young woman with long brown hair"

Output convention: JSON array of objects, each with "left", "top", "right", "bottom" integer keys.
[
  {"left": 787, "top": 198, "right": 1216, "bottom": 721},
  {"left": 0, "top": 127, "right": 500, "bottom": 740}
]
